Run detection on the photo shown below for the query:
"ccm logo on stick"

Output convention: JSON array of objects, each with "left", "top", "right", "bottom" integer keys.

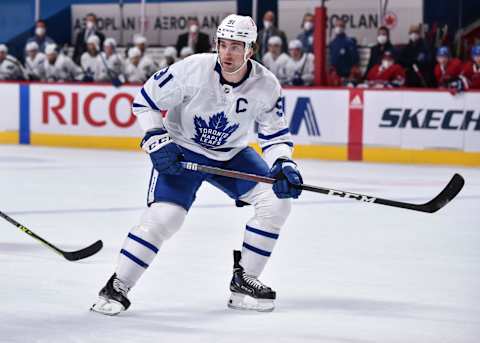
[{"left": 42, "top": 91, "right": 136, "bottom": 128}]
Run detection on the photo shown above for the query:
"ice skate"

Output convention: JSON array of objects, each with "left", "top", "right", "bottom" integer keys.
[
  {"left": 90, "top": 274, "right": 131, "bottom": 316},
  {"left": 227, "top": 250, "right": 276, "bottom": 312}
]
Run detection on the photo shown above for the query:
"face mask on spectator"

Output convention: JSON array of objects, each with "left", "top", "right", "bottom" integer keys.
[
  {"left": 86, "top": 21, "right": 95, "bottom": 30},
  {"left": 377, "top": 35, "right": 387, "bottom": 45},
  {"left": 381, "top": 59, "right": 393, "bottom": 69},
  {"left": 409, "top": 33, "right": 419, "bottom": 42},
  {"left": 334, "top": 26, "right": 344, "bottom": 35},
  {"left": 263, "top": 21, "right": 272, "bottom": 30},
  {"left": 189, "top": 25, "right": 199, "bottom": 33},
  {"left": 304, "top": 21, "right": 313, "bottom": 31},
  {"left": 35, "top": 27, "right": 45, "bottom": 37}
]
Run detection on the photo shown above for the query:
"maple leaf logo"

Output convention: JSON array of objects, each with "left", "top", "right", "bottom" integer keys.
[{"left": 192, "top": 111, "right": 239, "bottom": 150}]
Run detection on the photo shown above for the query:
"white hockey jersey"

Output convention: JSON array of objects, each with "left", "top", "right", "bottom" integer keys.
[
  {"left": 261, "top": 52, "right": 290, "bottom": 85},
  {"left": 44, "top": 54, "right": 83, "bottom": 82},
  {"left": 285, "top": 53, "right": 314, "bottom": 86},
  {"left": 80, "top": 52, "right": 102, "bottom": 80},
  {"left": 132, "top": 53, "right": 293, "bottom": 165},
  {"left": 25, "top": 52, "right": 46, "bottom": 80},
  {"left": 0, "top": 55, "right": 24, "bottom": 80},
  {"left": 96, "top": 52, "right": 124, "bottom": 81}
]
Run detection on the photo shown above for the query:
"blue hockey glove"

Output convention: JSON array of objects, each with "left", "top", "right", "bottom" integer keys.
[
  {"left": 269, "top": 158, "right": 303, "bottom": 199},
  {"left": 141, "top": 128, "right": 184, "bottom": 175}
]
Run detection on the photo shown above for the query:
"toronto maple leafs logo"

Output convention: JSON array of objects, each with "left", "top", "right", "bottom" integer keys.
[{"left": 192, "top": 111, "right": 239, "bottom": 149}]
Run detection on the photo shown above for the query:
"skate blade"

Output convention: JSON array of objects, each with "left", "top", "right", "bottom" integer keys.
[
  {"left": 90, "top": 297, "right": 125, "bottom": 316},
  {"left": 227, "top": 292, "right": 275, "bottom": 312}
]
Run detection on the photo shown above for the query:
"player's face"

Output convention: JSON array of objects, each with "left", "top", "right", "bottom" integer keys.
[
  {"left": 290, "top": 47, "right": 301, "bottom": 59},
  {"left": 218, "top": 39, "right": 249, "bottom": 73},
  {"left": 474, "top": 55, "right": 480, "bottom": 65},
  {"left": 27, "top": 49, "right": 37, "bottom": 59},
  {"left": 104, "top": 45, "right": 114, "bottom": 55},
  {"left": 87, "top": 43, "right": 97, "bottom": 55},
  {"left": 0, "top": 51, "right": 5, "bottom": 61},
  {"left": 437, "top": 56, "right": 448, "bottom": 66},
  {"left": 268, "top": 43, "right": 281, "bottom": 55}
]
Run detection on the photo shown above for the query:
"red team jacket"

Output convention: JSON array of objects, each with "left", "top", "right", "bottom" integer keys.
[
  {"left": 434, "top": 58, "right": 463, "bottom": 87},
  {"left": 366, "top": 63, "right": 406, "bottom": 87},
  {"left": 461, "top": 61, "right": 480, "bottom": 89}
]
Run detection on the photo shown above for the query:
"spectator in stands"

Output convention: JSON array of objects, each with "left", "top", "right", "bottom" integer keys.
[
  {"left": 0, "top": 44, "right": 25, "bottom": 80},
  {"left": 257, "top": 11, "right": 288, "bottom": 60},
  {"left": 44, "top": 44, "right": 83, "bottom": 82},
  {"left": 328, "top": 18, "right": 359, "bottom": 81},
  {"left": 461, "top": 44, "right": 480, "bottom": 90},
  {"left": 365, "top": 26, "right": 396, "bottom": 76},
  {"left": 262, "top": 36, "right": 289, "bottom": 84},
  {"left": 25, "top": 41, "right": 46, "bottom": 80},
  {"left": 398, "top": 25, "right": 433, "bottom": 87},
  {"left": 160, "top": 46, "right": 177, "bottom": 68},
  {"left": 285, "top": 39, "right": 314, "bottom": 86},
  {"left": 25, "top": 20, "right": 55, "bottom": 54},
  {"left": 364, "top": 51, "right": 405, "bottom": 88},
  {"left": 175, "top": 18, "right": 211, "bottom": 57},
  {"left": 179, "top": 46, "right": 194, "bottom": 60},
  {"left": 296, "top": 13, "right": 314, "bottom": 54},
  {"left": 97, "top": 37, "right": 125, "bottom": 85},
  {"left": 73, "top": 13, "right": 105, "bottom": 64},
  {"left": 433, "top": 46, "right": 463, "bottom": 88},
  {"left": 125, "top": 47, "right": 147, "bottom": 83},
  {"left": 81, "top": 35, "right": 101, "bottom": 82}
]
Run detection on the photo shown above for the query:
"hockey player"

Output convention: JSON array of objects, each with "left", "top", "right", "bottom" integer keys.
[
  {"left": 97, "top": 37, "right": 125, "bottom": 84},
  {"left": 285, "top": 39, "right": 314, "bottom": 86},
  {"left": 44, "top": 44, "right": 83, "bottom": 82},
  {"left": 460, "top": 45, "right": 480, "bottom": 90},
  {"left": 91, "top": 14, "right": 302, "bottom": 315},
  {"left": 433, "top": 46, "right": 463, "bottom": 88},
  {"left": 262, "top": 36, "right": 289, "bottom": 84},
  {"left": 365, "top": 51, "right": 405, "bottom": 88},
  {"left": 0, "top": 44, "right": 25, "bottom": 80},
  {"left": 25, "top": 41, "right": 46, "bottom": 80},
  {"left": 133, "top": 35, "right": 158, "bottom": 79},
  {"left": 80, "top": 35, "right": 102, "bottom": 82},
  {"left": 124, "top": 47, "right": 147, "bottom": 83}
]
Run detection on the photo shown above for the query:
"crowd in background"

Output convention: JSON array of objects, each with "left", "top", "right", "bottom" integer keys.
[{"left": 0, "top": 12, "right": 479, "bottom": 91}]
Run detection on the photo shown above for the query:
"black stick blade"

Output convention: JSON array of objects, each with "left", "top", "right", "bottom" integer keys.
[
  {"left": 61, "top": 240, "right": 103, "bottom": 261},
  {"left": 419, "top": 173, "right": 465, "bottom": 213}
]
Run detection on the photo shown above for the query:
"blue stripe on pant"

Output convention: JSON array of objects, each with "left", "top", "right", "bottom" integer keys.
[
  {"left": 242, "top": 242, "right": 271, "bottom": 257},
  {"left": 127, "top": 233, "right": 159, "bottom": 253},
  {"left": 120, "top": 249, "right": 149, "bottom": 268}
]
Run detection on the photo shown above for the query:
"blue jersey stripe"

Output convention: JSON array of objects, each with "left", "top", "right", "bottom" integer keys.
[
  {"left": 128, "top": 233, "right": 158, "bottom": 253},
  {"left": 132, "top": 102, "right": 147, "bottom": 108},
  {"left": 246, "top": 225, "right": 279, "bottom": 239},
  {"left": 120, "top": 249, "right": 149, "bottom": 268},
  {"left": 140, "top": 88, "right": 160, "bottom": 111},
  {"left": 258, "top": 128, "right": 290, "bottom": 140},
  {"left": 262, "top": 141, "right": 294, "bottom": 152},
  {"left": 242, "top": 242, "right": 271, "bottom": 257}
]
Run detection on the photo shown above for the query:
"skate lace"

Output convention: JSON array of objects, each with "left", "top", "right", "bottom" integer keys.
[
  {"left": 243, "top": 273, "right": 267, "bottom": 290},
  {"left": 113, "top": 278, "right": 130, "bottom": 296}
]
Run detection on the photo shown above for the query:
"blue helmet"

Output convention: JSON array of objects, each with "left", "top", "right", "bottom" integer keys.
[
  {"left": 472, "top": 44, "right": 480, "bottom": 58},
  {"left": 436, "top": 46, "right": 450, "bottom": 57}
]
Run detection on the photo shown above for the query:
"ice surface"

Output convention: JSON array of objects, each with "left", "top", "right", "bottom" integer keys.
[{"left": 1, "top": 145, "right": 479, "bottom": 343}]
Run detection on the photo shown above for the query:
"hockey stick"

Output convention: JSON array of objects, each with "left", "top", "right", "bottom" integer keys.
[
  {"left": 0, "top": 211, "right": 103, "bottom": 261},
  {"left": 181, "top": 162, "right": 464, "bottom": 213}
]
